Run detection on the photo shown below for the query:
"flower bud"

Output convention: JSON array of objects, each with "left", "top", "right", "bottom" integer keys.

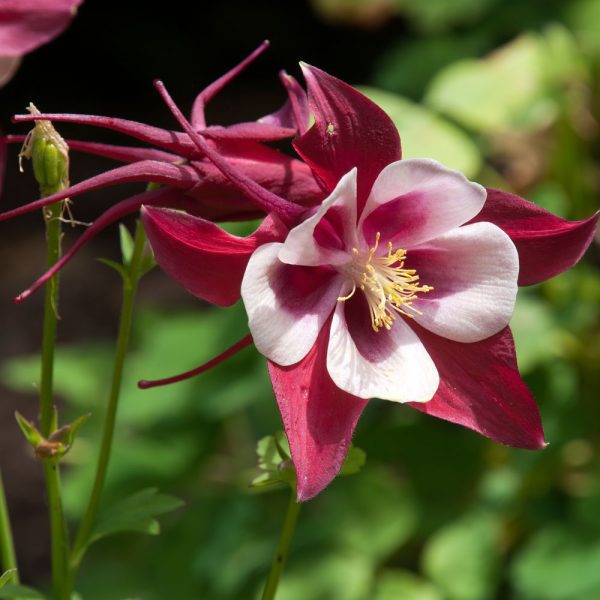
[{"left": 19, "top": 103, "right": 69, "bottom": 197}]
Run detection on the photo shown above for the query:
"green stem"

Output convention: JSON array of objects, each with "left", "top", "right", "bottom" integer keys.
[
  {"left": 261, "top": 490, "right": 301, "bottom": 600},
  {"left": 40, "top": 203, "right": 62, "bottom": 437},
  {"left": 43, "top": 460, "right": 68, "bottom": 600},
  {"left": 40, "top": 202, "right": 70, "bottom": 600},
  {"left": 0, "top": 469, "right": 18, "bottom": 582},
  {"left": 70, "top": 222, "right": 147, "bottom": 571}
]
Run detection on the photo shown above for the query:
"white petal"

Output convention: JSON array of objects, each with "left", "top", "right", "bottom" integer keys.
[
  {"left": 327, "top": 298, "right": 439, "bottom": 403},
  {"left": 411, "top": 222, "right": 519, "bottom": 343},
  {"left": 278, "top": 168, "right": 358, "bottom": 266},
  {"left": 241, "top": 243, "right": 344, "bottom": 365},
  {"left": 359, "top": 158, "right": 486, "bottom": 249}
]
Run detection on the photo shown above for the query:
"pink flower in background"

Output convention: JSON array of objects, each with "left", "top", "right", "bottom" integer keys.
[
  {"left": 144, "top": 63, "right": 598, "bottom": 501},
  {"left": 0, "top": 0, "right": 82, "bottom": 87}
]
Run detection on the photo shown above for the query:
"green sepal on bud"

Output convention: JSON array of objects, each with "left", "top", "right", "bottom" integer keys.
[
  {"left": 19, "top": 103, "right": 70, "bottom": 197},
  {"left": 250, "top": 431, "right": 366, "bottom": 491},
  {"left": 14, "top": 411, "right": 89, "bottom": 460}
]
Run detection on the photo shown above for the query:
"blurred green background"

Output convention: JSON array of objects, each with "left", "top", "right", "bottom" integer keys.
[{"left": 1, "top": 0, "right": 599, "bottom": 598}]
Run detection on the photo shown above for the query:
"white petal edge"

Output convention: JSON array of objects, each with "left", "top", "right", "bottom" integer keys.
[
  {"left": 412, "top": 221, "right": 519, "bottom": 343},
  {"left": 241, "top": 242, "right": 344, "bottom": 366},
  {"left": 278, "top": 167, "right": 358, "bottom": 267},
  {"left": 359, "top": 158, "right": 486, "bottom": 248},
  {"left": 327, "top": 301, "right": 439, "bottom": 403}
]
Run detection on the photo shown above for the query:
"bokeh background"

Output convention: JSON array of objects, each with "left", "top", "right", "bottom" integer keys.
[{"left": 1, "top": 0, "right": 600, "bottom": 598}]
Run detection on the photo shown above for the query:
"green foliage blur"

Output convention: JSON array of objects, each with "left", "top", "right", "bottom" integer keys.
[{"left": 3, "top": 0, "right": 600, "bottom": 598}]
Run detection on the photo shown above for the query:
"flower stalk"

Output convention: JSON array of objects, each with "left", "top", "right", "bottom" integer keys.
[
  {"left": 261, "top": 490, "right": 301, "bottom": 600},
  {"left": 40, "top": 200, "right": 71, "bottom": 600},
  {"left": 40, "top": 201, "right": 70, "bottom": 600},
  {"left": 70, "top": 220, "right": 148, "bottom": 572},
  {"left": 0, "top": 469, "right": 19, "bottom": 584},
  {"left": 26, "top": 112, "right": 72, "bottom": 600}
]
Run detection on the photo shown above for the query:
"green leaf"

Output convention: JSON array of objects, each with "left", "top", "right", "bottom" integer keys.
[
  {"left": 320, "top": 467, "right": 419, "bottom": 560},
  {"left": 49, "top": 413, "right": 91, "bottom": 450},
  {"left": 274, "top": 553, "right": 372, "bottom": 600},
  {"left": 14, "top": 412, "right": 42, "bottom": 448},
  {"left": 339, "top": 445, "right": 367, "bottom": 476},
  {"left": 568, "top": 0, "right": 600, "bottom": 54},
  {"left": 392, "top": 0, "right": 496, "bottom": 33},
  {"left": 358, "top": 87, "right": 481, "bottom": 177},
  {"left": 97, "top": 257, "right": 128, "bottom": 281},
  {"left": 425, "top": 27, "right": 587, "bottom": 134},
  {"left": 139, "top": 250, "right": 156, "bottom": 278},
  {"left": 119, "top": 224, "right": 135, "bottom": 266},
  {"left": 256, "top": 434, "right": 285, "bottom": 470},
  {"left": 0, "top": 570, "right": 17, "bottom": 588},
  {"left": 91, "top": 488, "right": 184, "bottom": 544},
  {"left": 422, "top": 512, "right": 501, "bottom": 600},
  {"left": 251, "top": 433, "right": 295, "bottom": 489},
  {"left": 511, "top": 527, "right": 600, "bottom": 599},
  {"left": 0, "top": 583, "right": 45, "bottom": 598},
  {"left": 374, "top": 570, "right": 443, "bottom": 600},
  {"left": 426, "top": 34, "right": 546, "bottom": 132},
  {"left": 510, "top": 293, "right": 565, "bottom": 374}
]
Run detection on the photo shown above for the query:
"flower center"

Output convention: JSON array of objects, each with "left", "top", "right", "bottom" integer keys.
[{"left": 338, "top": 232, "right": 433, "bottom": 332}]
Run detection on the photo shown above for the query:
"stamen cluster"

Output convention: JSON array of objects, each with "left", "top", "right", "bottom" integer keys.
[{"left": 339, "top": 232, "right": 433, "bottom": 332}]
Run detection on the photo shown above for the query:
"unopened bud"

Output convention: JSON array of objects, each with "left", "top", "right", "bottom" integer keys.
[
  {"left": 19, "top": 103, "right": 69, "bottom": 197},
  {"left": 14, "top": 410, "right": 89, "bottom": 461}
]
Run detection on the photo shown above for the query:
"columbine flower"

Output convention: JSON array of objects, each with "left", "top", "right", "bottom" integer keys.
[
  {"left": 0, "top": 42, "right": 323, "bottom": 302},
  {"left": 0, "top": 0, "right": 82, "bottom": 87},
  {"left": 141, "top": 63, "right": 598, "bottom": 501}
]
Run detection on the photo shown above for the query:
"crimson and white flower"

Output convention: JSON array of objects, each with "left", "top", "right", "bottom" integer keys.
[
  {"left": 242, "top": 159, "right": 518, "bottom": 404},
  {"left": 136, "top": 63, "right": 598, "bottom": 501}
]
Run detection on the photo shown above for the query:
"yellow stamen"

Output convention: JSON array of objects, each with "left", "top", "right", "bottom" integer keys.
[{"left": 339, "top": 232, "right": 433, "bottom": 332}]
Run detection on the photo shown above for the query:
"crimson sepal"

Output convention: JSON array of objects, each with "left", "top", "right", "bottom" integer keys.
[
  {"left": 473, "top": 189, "right": 598, "bottom": 286},
  {"left": 409, "top": 324, "right": 546, "bottom": 450},
  {"left": 268, "top": 319, "right": 368, "bottom": 501},
  {"left": 142, "top": 206, "right": 287, "bottom": 306},
  {"left": 293, "top": 64, "right": 401, "bottom": 211}
]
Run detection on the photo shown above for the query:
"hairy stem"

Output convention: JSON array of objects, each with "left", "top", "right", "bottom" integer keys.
[{"left": 40, "top": 201, "right": 70, "bottom": 600}]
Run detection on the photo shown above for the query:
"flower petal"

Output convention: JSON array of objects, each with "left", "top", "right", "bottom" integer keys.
[
  {"left": 278, "top": 168, "right": 357, "bottom": 266},
  {"left": 268, "top": 321, "right": 368, "bottom": 501},
  {"left": 410, "top": 222, "right": 518, "bottom": 343},
  {"left": 360, "top": 159, "right": 486, "bottom": 249},
  {"left": 242, "top": 244, "right": 344, "bottom": 365},
  {"left": 0, "top": 0, "right": 81, "bottom": 56},
  {"left": 293, "top": 64, "right": 401, "bottom": 211},
  {"left": 0, "top": 55, "right": 21, "bottom": 87},
  {"left": 408, "top": 324, "right": 546, "bottom": 449},
  {"left": 327, "top": 293, "right": 439, "bottom": 402},
  {"left": 471, "top": 188, "right": 599, "bottom": 286},
  {"left": 142, "top": 208, "right": 287, "bottom": 307}
]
